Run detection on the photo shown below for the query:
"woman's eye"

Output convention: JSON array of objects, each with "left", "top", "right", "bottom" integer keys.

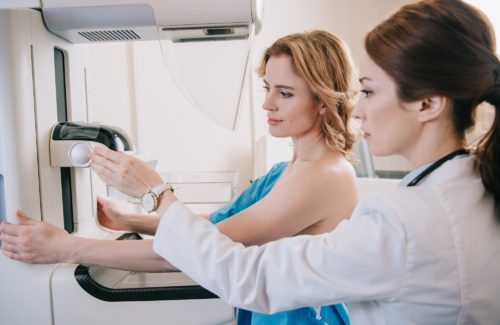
[
  {"left": 262, "top": 85, "right": 270, "bottom": 92},
  {"left": 280, "top": 91, "right": 292, "bottom": 98},
  {"left": 360, "top": 89, "right": 373, "bottom": 97}
]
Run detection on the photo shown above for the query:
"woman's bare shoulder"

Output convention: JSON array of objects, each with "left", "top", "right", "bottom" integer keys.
[
  {"left": 292, "top": 157, "right": 359, "bottom": 234},
  {"left": 307, "top": 156, "right": 357, "bottom": 189},
  {"left": 279, "top": 156, "right": 358, "bottom": 209}
]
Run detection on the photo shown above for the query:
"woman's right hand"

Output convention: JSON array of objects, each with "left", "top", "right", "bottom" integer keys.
[
  {"left": 97, "top": 196, "right": 131, "bottom": 232},
  {"left": 89, "top": 146, "right": 163, "bottom": 198},
  {"left": 0, "top": 211, "right": 71, "bottom": 264}
]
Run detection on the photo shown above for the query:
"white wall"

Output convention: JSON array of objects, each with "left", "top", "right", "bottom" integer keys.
[{"left": 86, "top": 0, "right": 414, "bottom": 203}]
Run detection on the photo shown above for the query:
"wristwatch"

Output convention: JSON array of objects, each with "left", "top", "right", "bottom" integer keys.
[{"left": 141, "top": 182, "right": 173, "bottom": 213}]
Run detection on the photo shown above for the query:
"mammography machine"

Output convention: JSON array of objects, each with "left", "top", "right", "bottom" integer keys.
[{"left": 0, "top": 1, "right": 261, "bottom": 324}]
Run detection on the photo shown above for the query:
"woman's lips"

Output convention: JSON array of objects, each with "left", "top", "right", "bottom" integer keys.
[{"left": 267, "top": 118, "right": 282, "bottom": 126}]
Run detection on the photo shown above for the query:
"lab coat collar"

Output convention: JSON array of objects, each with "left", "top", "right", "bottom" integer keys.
[{"left": 398, "top": 154, "right": 472, "bottom": 187}]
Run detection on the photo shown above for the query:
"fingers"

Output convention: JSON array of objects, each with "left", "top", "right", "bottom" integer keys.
[
  {"left": 0, "top": 232, "right": 21, "bottom": 253},
  {"left": 16, "top": 210, "right": 36, "bottom": 225},
  {"left": 96, "top": 198, "right": 108, "bottom": 224},
  {"left": 96, "top": 204, "right": 105, "bottom": 220},
  {"left": 2, "top": 244, "right": 35, "bottom": 263},
  {"left": 2, "top": 248, "right": 23, "bottom": 261},
  {"left": 91, "top": 147, "right": 161, "bottom": 198},
  {"left": 90, "top": 146, "right": 112, "bottom": 160},
  {"left": 90, "top": 153, "right": 145, "bottom": 194},
  {"left": 1, "top": 219, "right": 66, "bottom": 264},
  {"left": 90, "top": 147, "right": 135, "bottom": 182},
  {"left": 2, "top": 240, "right": 20, "bottom": 254},
  {"left": 0, "top": 223, "right": 34, "bottom": 248},
  {"left": 96, "top": 197, "right": 102, "bottom": 210},
  {"left": 90, "top": 151, "right": 120, "bottom": 174},
  {"left": 92, "top": 146, "right": 150, "bottom": 175},
  {"left": 91, "top": 162, "right": 116, "bottom": 185},
  {"left": 0, "top": 221, "right": 23, "bottom": 236},
  {"left": 96, "top": 195, "right": 110, "bottom": 206},
  {"left": 0, "top": 231, "right": 35, "bottom": 263},
  {"left": 92, "top": 146, "right": 125, "bottom": 164}
]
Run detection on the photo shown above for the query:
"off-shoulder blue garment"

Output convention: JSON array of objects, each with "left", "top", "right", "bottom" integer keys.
[{"left": 209, "top": 162, "right": 349, "bottom": 325}]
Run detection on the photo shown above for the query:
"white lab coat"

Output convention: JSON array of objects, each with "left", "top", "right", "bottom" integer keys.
[{"left": 153, "top": 156, "right": 500, "bottom": 324}]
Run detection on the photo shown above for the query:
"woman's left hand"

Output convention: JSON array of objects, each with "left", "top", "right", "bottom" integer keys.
[
  {"left": 89, "top": 146, "right": 164, "bottom": 198},
  {"left": 0, "top": 211, "right": 71, "bottom": 264},
  {"left": 97, "top": 195, "right": 132, "bottom": 232}
]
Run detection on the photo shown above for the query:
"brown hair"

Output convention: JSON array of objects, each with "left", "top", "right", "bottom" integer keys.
[
  {"left": 257, "top": 30, "right": 356, "bottom": 158},
  {"left": 365, "top": 0, "right": 500, "bottom": 211}
]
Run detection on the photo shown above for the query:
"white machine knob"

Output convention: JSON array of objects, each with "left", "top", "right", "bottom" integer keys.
[{"left": 69, "top": 142, "right": 92, "bottom": 167}]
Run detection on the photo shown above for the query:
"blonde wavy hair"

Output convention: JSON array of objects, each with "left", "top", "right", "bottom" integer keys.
[{"left": 257, "top": 30, "right": 356, "bottom": 158}]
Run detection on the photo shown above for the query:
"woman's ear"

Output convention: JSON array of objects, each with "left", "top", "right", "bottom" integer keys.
[
  {"left": 318, "top": 102, "right": 327, "bottom": 115},
  {"left": 415, "top": 95, "right": 449, "bottom": 122}
]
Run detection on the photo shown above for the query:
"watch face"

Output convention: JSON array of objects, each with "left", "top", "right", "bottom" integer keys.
[{"left": 142, "top": 193, "right": 156, "bottom": 212}]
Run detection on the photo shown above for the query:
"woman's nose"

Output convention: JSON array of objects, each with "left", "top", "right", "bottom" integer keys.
[
  {"left": 352, "top": 101, "right": 365, "bottom": 120},
  {"left": 262, "top": 94, "right": 277, "bottom": 111}
]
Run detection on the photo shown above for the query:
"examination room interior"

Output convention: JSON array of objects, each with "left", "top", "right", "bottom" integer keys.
[
  {"left": 0, "top": 0, "right": 498, "bottom": 324},
  {"left": 84, "top": 0, "right": 497, "bottom": 196}
]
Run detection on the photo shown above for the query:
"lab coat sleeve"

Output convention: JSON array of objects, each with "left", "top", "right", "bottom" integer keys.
[{"left": 153, "top": 193, "right": 408, "bottom": 313}]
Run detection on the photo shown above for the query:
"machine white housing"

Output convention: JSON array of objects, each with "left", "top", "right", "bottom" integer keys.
[
  {"left": 0, "top": 1, "right": 261, "bottom": 323},
  {"left": 40, "top": 0, "right": 263, "bottom": 43},
  {"left": 49, "top": 122, "right": 134, "bottom": 167}
]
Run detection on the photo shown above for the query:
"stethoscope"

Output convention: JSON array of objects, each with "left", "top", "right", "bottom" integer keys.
[{"left": 406, "top": 148, "right": 469, "bottom": 187}]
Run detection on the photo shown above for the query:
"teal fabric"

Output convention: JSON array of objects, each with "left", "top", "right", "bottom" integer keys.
[
  {"left": 209, "top": 162, "right": 349, "bottom": 325},
  {"left": 209, "top": 162, "right": 289, "bottom": 224},
  {"left": 238, "top": 305, "right": 349, "bottom": 325}
]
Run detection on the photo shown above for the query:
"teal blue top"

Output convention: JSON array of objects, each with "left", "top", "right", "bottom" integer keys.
[{"left": 209, "top": 162, "right": 349, "bottom": 325}]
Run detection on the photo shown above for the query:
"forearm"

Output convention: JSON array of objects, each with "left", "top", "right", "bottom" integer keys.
[
  {"left": 66, "top": 237, "right": 176, "bottom": 272},
  {"left": 125, "top": 213, "right": 160, "bottom": 235}
]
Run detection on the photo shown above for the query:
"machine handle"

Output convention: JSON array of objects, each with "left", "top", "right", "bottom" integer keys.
[{"left": 74, "top": 233, "right": 217, "bottom": 302}]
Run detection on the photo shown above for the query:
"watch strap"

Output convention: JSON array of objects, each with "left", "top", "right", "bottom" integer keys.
[{"left": 151, "top": 182, "right": 173, "bottom": 196}]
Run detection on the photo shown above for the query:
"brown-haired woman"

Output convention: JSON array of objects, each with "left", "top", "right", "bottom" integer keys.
[
  {"left": 1, "top": 30, "right": 357, "bottom": 324},
  {"left": 54, "top": 1, "right": 499, "bottom": 323}
]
